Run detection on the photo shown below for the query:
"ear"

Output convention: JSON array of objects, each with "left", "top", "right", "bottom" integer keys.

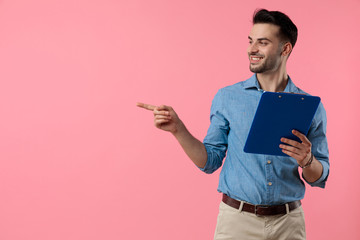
[{"left": 281, "top": 42, "right": 292, "bottom": 57}]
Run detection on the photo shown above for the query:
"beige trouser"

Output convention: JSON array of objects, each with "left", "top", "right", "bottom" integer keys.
[{"left": 214, "top": 201, "right": 306, "bottom": 240}]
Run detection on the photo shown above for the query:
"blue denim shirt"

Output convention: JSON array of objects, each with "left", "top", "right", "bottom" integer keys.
[{"left": 200, "top": 74, "right": 329, "bottom": 205}]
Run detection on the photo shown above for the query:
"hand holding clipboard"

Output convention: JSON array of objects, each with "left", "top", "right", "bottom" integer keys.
[{"left": 243, "top": 92, "right": 320, "bottom": 157}]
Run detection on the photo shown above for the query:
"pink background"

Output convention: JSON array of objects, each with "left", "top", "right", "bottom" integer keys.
[{"left": 0, "top": 0, "right": 359, "bottom": 239}]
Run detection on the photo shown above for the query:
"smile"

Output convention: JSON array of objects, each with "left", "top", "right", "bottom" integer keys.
[
  {"left": 250, "top": 56, "right": 263, "bottom": 60},
  {"left": 250, "top": 56, "right": 264, "bottom": 63}
]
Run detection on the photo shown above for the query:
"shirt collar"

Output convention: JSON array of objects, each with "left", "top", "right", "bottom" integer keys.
[{"left": 243, "top": 74, "right": 298, "bottom": 93}]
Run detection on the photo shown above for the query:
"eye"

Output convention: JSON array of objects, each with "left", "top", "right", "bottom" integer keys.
[{"left": 259, "top": 41, "right": 268, "bottom": 46}]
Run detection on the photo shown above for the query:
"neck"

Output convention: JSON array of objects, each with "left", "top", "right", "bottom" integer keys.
[{"left": 256, "top": 63, "right": 288, "bottom": 92}]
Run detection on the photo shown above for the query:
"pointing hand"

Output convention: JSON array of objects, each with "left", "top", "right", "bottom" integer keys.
[{"left": 136, "top": 102, "right": 183, "bottom": 134}]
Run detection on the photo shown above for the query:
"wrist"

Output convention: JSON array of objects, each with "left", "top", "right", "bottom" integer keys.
[
  {"left": 171, "top": 120, "right": 186, "bottom": 136},
  {"left": 299, "top": 152, "right": 313, "bottom": 169}
]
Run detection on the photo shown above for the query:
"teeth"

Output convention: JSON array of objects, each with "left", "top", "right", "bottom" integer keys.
[{"left": 251, "top": 57, "right": 261, "bottom": 60}]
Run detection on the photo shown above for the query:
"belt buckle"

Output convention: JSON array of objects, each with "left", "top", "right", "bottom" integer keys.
[{"left": 255, "top": 205, "right": 269, "bottom": 217}]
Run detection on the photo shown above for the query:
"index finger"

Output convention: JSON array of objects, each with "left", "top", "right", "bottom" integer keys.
[
  {"left": 292, "top": 130, "right": 310, "bottom": 144},
  {"left": 136, "top": 102, "right": 156, "bottom": 111}
]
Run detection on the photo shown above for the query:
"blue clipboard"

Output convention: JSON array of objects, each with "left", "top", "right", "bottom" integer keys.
[{"left": 243, "top": 92, "right": 321, "bottom": 156}]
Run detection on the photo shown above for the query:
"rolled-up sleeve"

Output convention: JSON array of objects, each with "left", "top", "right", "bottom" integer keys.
[
  {"left": 199, "top": 89, "right": 229, "bottom": 174},
  {"left": 304, "top": 102, "right": 330, "bottom": 188}
]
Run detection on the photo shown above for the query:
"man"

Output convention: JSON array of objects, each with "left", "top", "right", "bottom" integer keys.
[{"left": 137, "top": 9, "right": 329, "bottom": 240}]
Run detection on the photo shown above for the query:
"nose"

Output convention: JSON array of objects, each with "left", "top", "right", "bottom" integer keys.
[{"left": 248, "top": 42, "right": 259, "bottom": 54}]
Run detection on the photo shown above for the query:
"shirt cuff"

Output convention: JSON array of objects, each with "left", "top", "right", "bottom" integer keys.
[
  {"left": 197, "top": 145, "right": 221, "bottom": 174},
  {"left": 303, "top": 159, "right": 329, "bottom": 188}
]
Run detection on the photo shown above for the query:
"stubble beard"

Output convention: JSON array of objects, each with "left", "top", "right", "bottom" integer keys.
[
  {"left": 249, "top": 55, "right": 279, "bottom": 73},
  {"left": 249, "top": 59, "right": 268, "bottom": 73},
  {"left": 249, "top": 48, "right": 282, "bottom": 73}
]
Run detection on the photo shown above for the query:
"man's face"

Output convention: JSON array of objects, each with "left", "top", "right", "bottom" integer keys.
[{"left": 247, "top": 23, "right": 284, "bottom": 73}]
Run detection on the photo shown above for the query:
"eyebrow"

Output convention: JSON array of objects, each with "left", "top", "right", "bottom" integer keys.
[{"left": 248, "top": 36, "right": 272, "bottom": 42}]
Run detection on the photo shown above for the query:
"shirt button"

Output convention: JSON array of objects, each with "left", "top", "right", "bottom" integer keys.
[
  {"left": 268, "top": 182, "right": 272, "bottom": 186},
  {"left": 267, "top": 160, "right": 271, "bottom": 164}
]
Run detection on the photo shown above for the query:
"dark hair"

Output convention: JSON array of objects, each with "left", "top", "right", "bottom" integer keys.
[{"left": 253, "top": 9, "right": 298, "bottom": 48}]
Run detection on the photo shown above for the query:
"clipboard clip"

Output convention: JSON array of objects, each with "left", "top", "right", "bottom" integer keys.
[
  {"left": 279, "top": 92, "right": 307, "bottom": 100},
  {"left": 281, "top": 91, "right": 307, "bottom": 95}
]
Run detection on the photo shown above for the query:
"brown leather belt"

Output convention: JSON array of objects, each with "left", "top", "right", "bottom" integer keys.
[{"left": 222, "top": 194, "right": 301, "bottom": 216}]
